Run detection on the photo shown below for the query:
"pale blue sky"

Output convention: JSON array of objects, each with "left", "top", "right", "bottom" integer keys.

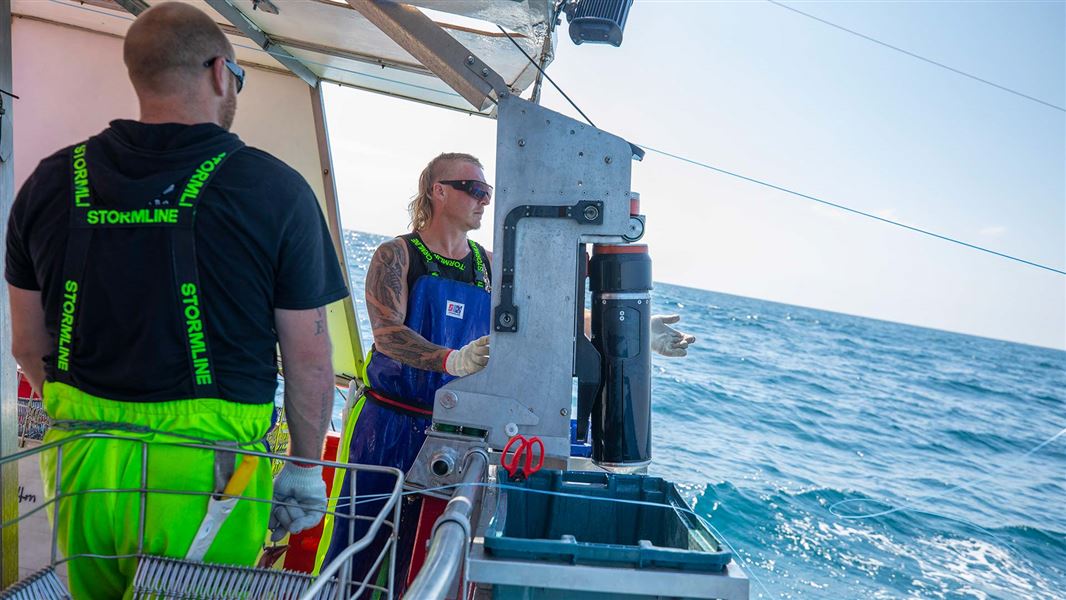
[{"left": 325, "top": 1, "right": 1065, "bottom": 349}]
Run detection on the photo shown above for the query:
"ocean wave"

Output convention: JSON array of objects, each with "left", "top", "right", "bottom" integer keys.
[
  {"left": 940, "top": 429, "right": 1026, "bottom": 454},
  {"left": 926, "top": 376, "right": 1019, "bottom": 399},
  {"left": 693, "top": 483, "right": 1065, "bottom": 599}
]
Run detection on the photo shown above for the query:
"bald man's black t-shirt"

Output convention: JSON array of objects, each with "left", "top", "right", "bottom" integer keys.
[{"left": 5, "top": 120, "right": 348, "bottom": 405}]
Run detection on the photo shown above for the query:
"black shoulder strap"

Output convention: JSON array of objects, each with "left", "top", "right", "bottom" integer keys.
[
  {"left": 170, "top": 148, "right": 240, "bottom": 398},
  {"left": 53, "top": 143, "right": 93, "bottom": 382},
  {"left": 406, "top": 234, "right": 442, "bottom": 277},
  {"left": 55, "top": 141, "right": 242, "bottom": 399},
  {"left": 468, "top": 239, "right": 488, "bottom": 290}
]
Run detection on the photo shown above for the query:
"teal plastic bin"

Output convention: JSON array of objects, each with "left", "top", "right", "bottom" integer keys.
[{"left": 485, "top": 470, "right": 731, "bottom": 573}]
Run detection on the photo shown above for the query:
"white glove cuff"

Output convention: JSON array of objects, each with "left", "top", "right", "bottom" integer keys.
[{"left": 276, "top": 463, "right": 323, "bottom": 487}]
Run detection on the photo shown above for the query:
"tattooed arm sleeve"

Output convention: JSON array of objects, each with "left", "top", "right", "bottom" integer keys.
[{"left": 365, "top": 238, "right": 451, "bottom": 372}]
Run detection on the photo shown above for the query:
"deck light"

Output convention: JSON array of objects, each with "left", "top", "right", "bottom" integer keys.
[{"left": 564, "top": 0, "right": 634, "bottom": 47}]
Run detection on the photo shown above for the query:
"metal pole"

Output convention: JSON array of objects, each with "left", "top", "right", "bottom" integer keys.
[
  {"left": 310, "top": 82, "right": 365, "bottom": 382},
  {"left": 0, "top": 0, "right": 20, "bottom": 586},
  {"left": 529, "top": 29, "right": 554, "bottom": 105},
  {"left": 405, "top": 449, "right": 488, "bottom": 600},
  {"left": 203, "top": 0, "right": 318, "bottom": 87}
]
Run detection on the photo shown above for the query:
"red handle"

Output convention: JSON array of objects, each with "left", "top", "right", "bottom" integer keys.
[
  {"left": 523, "top": 437, "right": 545, "bottom": 477},
  {"left": 501, "top": 434, "right": 526, "bottom": 478},
  {"left": 501, "top": 435, "right": 545, "bottom": 479}
]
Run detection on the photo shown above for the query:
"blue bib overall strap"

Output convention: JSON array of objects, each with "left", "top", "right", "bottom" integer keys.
[{"left": 55, "top": 140, "right": 243, "bottom": 399}]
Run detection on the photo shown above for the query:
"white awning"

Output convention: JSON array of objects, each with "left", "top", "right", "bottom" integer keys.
[{"left": 12, "top": 0, "right": 556, "bottom": 115}]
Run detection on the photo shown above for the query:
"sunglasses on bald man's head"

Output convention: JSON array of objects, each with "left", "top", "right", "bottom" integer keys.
[
  {"left": 203, "top": 57, "right": 245, "bottom": 94},
  {"left": 440, "top": 180, "right": 493, "bottom": 202}
]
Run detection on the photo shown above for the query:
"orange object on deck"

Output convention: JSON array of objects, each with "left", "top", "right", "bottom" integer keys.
[{"left": 283, "top": 431, "right": 341, "bottom": 573}]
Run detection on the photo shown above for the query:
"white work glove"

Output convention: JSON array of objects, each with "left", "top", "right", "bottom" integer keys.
[
  {"left": 269, "top": 463, "right": 327, "bottom": 542},
  {"left": 444, "top": 335, "right": 490, "bottom": 376},
  {"left": 651, "top": 314, "right": 696, "bottom": 357}
]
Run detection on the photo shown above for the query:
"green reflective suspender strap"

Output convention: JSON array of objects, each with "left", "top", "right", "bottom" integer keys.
[
  {"left": 170, "top": 148, "right": 241, "bottom": 398},
  {"left": 57, "top": 140, "right": 243, "bottom": 398},
  {"left": 468, "top": 239, "right": 487, "bottom": 289},
  {"left": 53, "top": 143, "right": 92, "bottom": 381},
  {"left": 407, "top": 235, "right": 488, "bottom": 289},
  {"left": 407, "top": 236, "right": 443, "bottom": 278}
]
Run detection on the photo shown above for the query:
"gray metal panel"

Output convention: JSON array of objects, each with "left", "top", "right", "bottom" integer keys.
[
  {"left": 0, "top": 0, "right": 19, "bottom": 583},
  {"left": 468, "top": 543, "right": 750, "bottom": 600},
  {"left": 432, "top": 94, "right": 636, "bottom": 456}
]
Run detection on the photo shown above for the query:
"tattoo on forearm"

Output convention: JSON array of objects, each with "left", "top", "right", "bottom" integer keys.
[
  {"left": 318, "top": 388, "right": 332, "bottom": 433},
  {"left": 315, "top": 307, "right": 325, "bottom": 336},
  {"left": 366, "top": 239, "right": 449, "bottom": 372},
  {"left": 375, "top": 327, "right": 449, "bottom": 372},
  {"left": 283, "top": 366, "right": 335, "bottom": 459}
]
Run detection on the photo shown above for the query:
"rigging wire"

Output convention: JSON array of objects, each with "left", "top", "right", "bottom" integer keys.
[
  {"left": 38, "top": 0, "right": 1066, "bottom": 277},
  {"left": 495, "top": 8, "right": 1066, "bottom": 277},
  {"left": 329, "top": 480, "right": 777, "bottom": 600},
  {"left": 637, "top": 145, "right": 1066, "bottom": 276},
  {"left": 496, "top": 25, "right": 597, "bottom": 128},
  {"left": 767, "top": 0, "right": 1066, "bottom": 113},
  {"left": 830, "top": 425, "right": 1066, "bottom": 521}
]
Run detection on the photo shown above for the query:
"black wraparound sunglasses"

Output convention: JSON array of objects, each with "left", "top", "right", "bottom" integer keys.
[
  {"left": 203, "top": 57, "right": 245, "bottom": 94},
  {"left": 440, "top": 180, "right": 493, "bottom": 202}
]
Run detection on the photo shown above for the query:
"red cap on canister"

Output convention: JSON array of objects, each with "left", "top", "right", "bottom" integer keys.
[
  {"left": 629, "top": 192, "right": 640, "bottom": 216},
  {"left": 592, "top": 243, "right": 648, "bottom": 255}
]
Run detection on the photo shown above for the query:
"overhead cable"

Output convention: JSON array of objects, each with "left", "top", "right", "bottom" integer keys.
[
  {"left": 638, "top": 145, "right": 1066, "bottom": 276},
  {"left": 767, "top": 0, "right": 1065, "bottom": 113},
  {"left": 496, "top": 25, "right": 598, "bottom": 128}
]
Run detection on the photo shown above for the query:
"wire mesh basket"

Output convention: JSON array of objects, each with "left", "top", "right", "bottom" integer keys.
[
  {"left": 0, "top": 432, "right": 403, "bottom": 600},
  {"left": 16, "top": 371, "right": 48, "bottom": 444}
]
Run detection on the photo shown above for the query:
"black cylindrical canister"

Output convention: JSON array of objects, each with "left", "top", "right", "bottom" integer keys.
[{"left": 589, "top": 244, "right": 652, "bottom": 470}]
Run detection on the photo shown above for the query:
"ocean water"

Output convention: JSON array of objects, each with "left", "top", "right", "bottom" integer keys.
[{"left": 341, "top": 230, "right": 1066, "bottom": 600}]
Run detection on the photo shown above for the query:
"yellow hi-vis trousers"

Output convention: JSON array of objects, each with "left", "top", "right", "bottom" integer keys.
[{"left": 40, "top": 381, "right": 275, "bottom": 600}]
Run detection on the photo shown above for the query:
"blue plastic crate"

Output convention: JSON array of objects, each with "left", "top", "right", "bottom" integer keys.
[
  {"left": 485, "top": 470, "right": 731, "bottom": 573},
  {"left": 569, "top": 419, "right": 592, "bottom": 457}
]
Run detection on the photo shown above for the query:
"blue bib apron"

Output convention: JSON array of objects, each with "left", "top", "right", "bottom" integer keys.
[{"left": 322, "top": 236, "right": 489, "bottom": 588}]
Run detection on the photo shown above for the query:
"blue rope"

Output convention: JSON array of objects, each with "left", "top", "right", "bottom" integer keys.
[
  {"left": 637, "top": 144, "right": 1066, "bottom": 276},
  {"left": 332, "top": 479, "right": 777, "bottom": 599}
]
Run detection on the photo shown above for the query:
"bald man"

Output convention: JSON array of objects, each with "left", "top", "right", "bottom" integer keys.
[{"left": 5, "top": 3, "right": 344, "bottom": 596}]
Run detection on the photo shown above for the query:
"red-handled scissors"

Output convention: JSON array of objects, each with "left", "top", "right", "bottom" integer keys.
[{"left": 501, "top": 434, "right": 545, "bottom": 480}]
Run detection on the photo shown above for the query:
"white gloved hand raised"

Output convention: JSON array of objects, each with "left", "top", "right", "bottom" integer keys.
[
  {"left": 444, "top": 335, "right": 490, "bottom": 376},
  {"left": 650, "top": 314, "right": 696, "bottom": 357},
  {"left": 269, "top": 463, "right": 327, "bottom": 542}
]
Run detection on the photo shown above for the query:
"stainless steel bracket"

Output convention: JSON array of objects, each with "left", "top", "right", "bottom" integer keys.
[{"left": 405, "top": 430, "right": 489, "bottom": 499}]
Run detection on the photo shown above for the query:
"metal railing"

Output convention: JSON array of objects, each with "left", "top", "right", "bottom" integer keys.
[
  {"left": 405, "top": 449, "right": 489, "bottom": 600},
  {"left": 0, "top": 432, "right": 403, "bottom": 600}
]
